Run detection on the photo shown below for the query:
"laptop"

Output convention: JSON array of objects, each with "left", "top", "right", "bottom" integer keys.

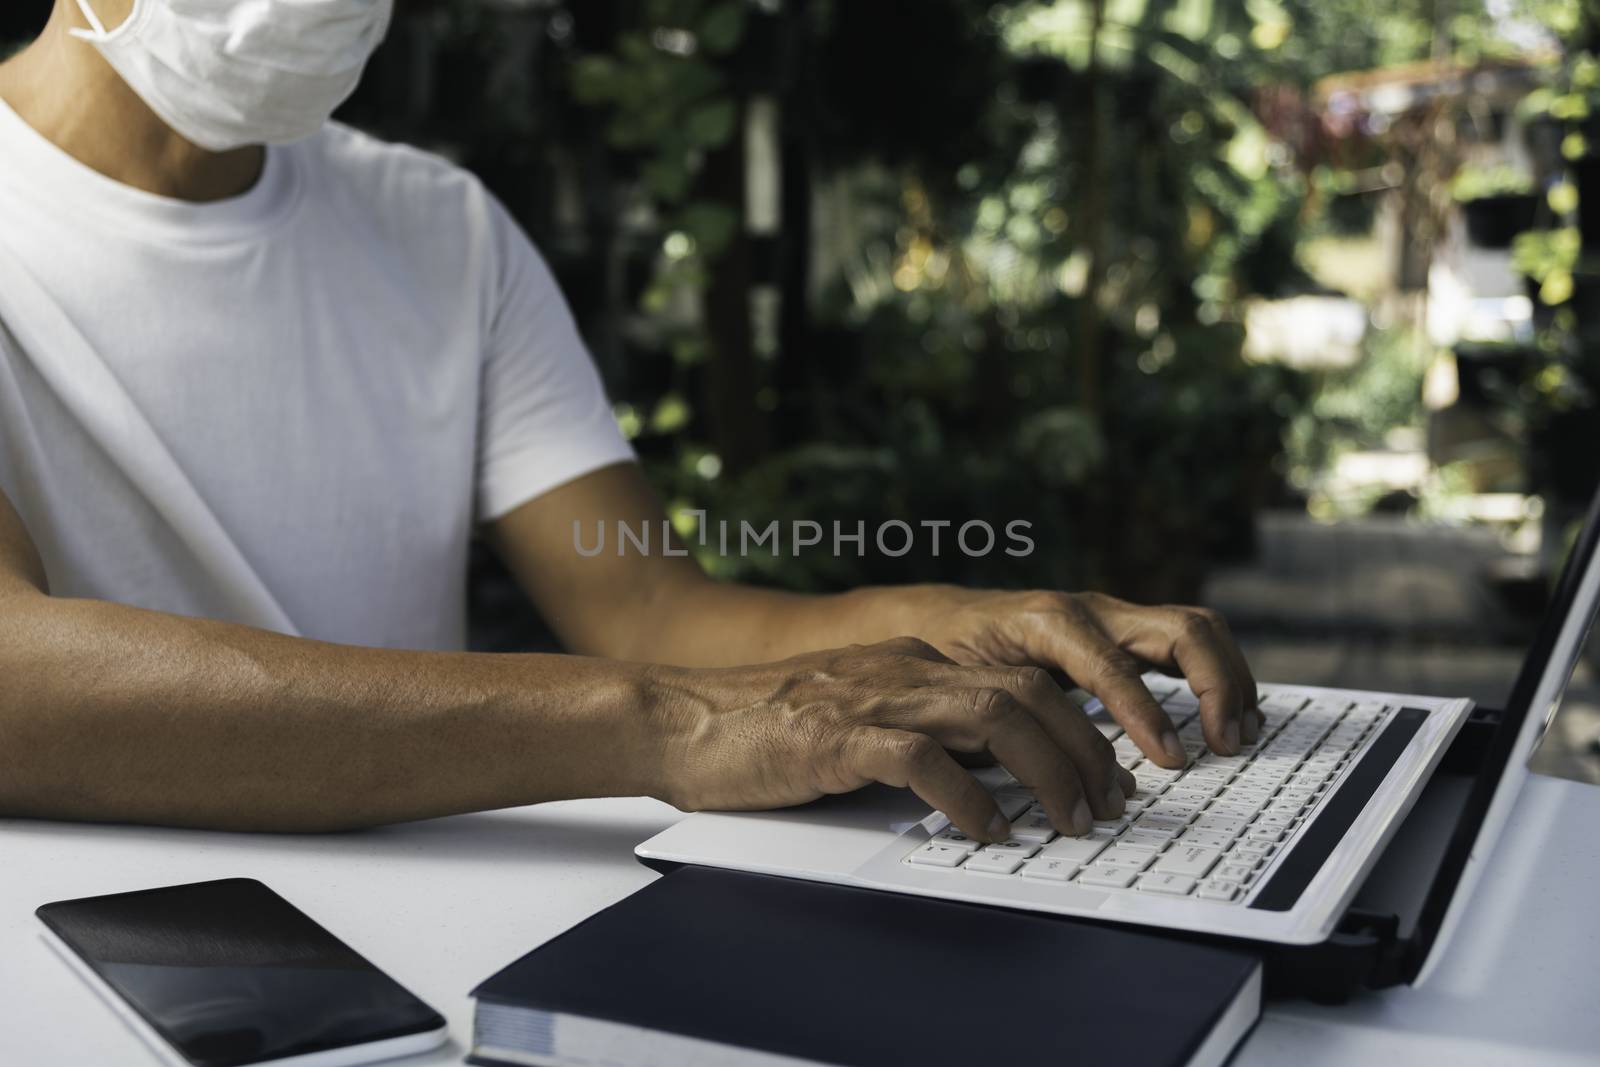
[{"left": 638, "top": 485, "right": 1600, "bottom": 976}]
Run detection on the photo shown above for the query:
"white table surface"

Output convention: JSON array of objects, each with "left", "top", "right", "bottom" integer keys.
[{"left": 2, "top": 774, "right": 1596, "bottom": 1066}]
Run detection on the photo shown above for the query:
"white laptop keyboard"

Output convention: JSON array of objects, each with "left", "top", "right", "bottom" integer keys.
[{"left": 902, "top": 680, "right": 1393, "bottom": 904}]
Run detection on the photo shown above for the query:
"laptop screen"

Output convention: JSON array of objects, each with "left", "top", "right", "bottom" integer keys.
[{"left": 1412, "top": 484, "right": 1600, "bottom": 980}]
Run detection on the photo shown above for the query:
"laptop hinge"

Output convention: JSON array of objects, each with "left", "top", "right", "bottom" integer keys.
[
  {"left": 1260, "top": 907, "right": 1403, "bottom": 1002},
  {"left": 1439, "top": 706, "right": 1502, "bottom": 774}
]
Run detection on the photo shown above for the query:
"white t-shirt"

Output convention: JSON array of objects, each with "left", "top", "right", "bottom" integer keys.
[{"left": 0, "top": 100, "right": 634, "bottom": 650}]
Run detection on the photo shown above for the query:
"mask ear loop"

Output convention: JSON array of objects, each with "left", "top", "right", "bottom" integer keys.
[{"left": 68, "top": 0, "right": 111, "bottom": 40}]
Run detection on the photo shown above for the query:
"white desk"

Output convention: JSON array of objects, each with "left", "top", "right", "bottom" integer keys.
[{"left": 3, "top": 774, "right": 1596, "bottom": 1066}]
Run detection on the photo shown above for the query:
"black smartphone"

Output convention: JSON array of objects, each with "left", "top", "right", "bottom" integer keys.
[{"left": 36, "top": 878, "right": 448, "bottom": 1067}]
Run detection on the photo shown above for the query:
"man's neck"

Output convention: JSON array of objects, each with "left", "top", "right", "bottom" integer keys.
[{"left": 0, "top": 12, "right": 263, "bottom": 203}]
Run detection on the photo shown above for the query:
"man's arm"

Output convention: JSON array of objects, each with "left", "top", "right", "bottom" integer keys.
[
  {"left": 0, "top": 488, "right": 664, "bottom": 830},
  {"left": 0, "top": 486, "right": 1128, "bottom": 840},
  {"left": 489, "top": 463, "right": 1264, "bottom": 767}
]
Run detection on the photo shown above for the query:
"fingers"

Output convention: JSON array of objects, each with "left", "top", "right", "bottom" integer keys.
[
  {"left": 889, "top": 681, "right": 1100, "bottom": 838},
  {"left": 1084, "top": 597, "right": 1251, "bottom": 758},
  {"left": 1164, "top": 607, "right": 1260, "bottom": 755},
  {"left": 1167, "top": 611, "right": 1246, "bottom": 756},
  {"left": 963, "top": 666, "right": 1132, "bottom": 819},
  {"left": 843, "top": 727, "right": 1007, "bottom": 841},
  {"left": 1208, "top": 611, "right": 1264, "bottom": 743},
  {"left": 1025, "top": 622, "right": 1187, "bottom": 770},
  {"left": 966, "top": 691, "right": 1096, "bottom": 835}
]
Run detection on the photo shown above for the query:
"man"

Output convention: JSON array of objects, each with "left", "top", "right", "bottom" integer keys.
[{"left": 0, "top": 0, "right": 1261, "bottom": 845}]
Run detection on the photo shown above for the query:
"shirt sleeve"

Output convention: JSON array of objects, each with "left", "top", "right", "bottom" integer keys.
[{"left": 474, "top": 194, "right": 635, "bottom": 523}]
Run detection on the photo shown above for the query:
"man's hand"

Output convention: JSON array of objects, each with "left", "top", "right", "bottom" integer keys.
[
  {"left": 914, "top": 588, "right": 1262, "bottom": 770},
  {"left": 645, "top": 637, "right": 1135, "bottom": 843}
]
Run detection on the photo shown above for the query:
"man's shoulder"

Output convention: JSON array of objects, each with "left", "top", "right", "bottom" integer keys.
[{"left": 294, "top": 122, "right": 497, "bottom": 231}]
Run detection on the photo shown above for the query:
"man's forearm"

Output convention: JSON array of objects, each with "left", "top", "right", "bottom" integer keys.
[
  {"left": 0, "top": 591, "right": 666, "bottom": 831},
  {"left": 616, "top": 578, "right": 957, "bottom": 667}
]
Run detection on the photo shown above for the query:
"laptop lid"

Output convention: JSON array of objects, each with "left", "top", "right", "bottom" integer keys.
[{"left": 1410, "top": 483, "right": 1600, "bottom": 982}]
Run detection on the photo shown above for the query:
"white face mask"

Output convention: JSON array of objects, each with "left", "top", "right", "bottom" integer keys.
[{"left": 70, "top": 0, "right": 394, "bottom": 153}]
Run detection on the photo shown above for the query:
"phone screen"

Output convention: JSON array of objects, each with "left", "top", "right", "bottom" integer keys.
[{"left": 37, "top": 878, "right": 445, "bottom": 1067}]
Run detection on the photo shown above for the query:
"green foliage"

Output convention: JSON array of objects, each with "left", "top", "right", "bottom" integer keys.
[
  {"left": 1451, "top": 163, "right": 1535, "bottom": 202},
  {"left": 1513, "top": 227, "right": 1581, "bottom": 304},
  {"left": 602, "top": 0, "right": 1328, "bottom": 597},
  {"left": 1284, "top": 327, "right": 1425, "bottom": 482},
  {"left": 569, "top": 0, "right": 746, "bottom": 254}
]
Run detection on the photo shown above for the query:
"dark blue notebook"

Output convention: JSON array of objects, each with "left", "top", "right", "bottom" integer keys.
[{"left": 469, "top": 866, "right": 1262, "bottom": 1067}]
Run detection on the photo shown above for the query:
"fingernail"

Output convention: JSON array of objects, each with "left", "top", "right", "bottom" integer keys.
[
  {"left": 1224, "top": 719, "right": 1241, "bottom": 752},
  {"left": 1162, "top": 731, "right": 1187, "bottom": 767},
  {"left": 1072, "top": 798, "right": 1093, "bottom": 835},
  {"left": 987, "top": 812, "right": 1011, "bottom": 842}
]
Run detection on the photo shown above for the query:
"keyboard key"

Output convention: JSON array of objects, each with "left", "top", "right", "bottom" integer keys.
[
  {"left": 1217, "top": 862, "right": 1259, "bottom": 883},
  {"left": 1041, "top": 835, "right": 1110, "bottom": 864},
  {"left": 1197, "top": 880, "right": 1241, "bottom": 901},
  {"left": 964, "top": 850, "right": 1026, "bottom": 875},
  {"left": 1139, "top": 776, "right": 1185, "bottom": 795},
  {"left": 1154, "top": 845, "right": 1222, "bottom": 879},
  {"left": 1135, "top": 812, "right": 1190, "bottom": 833},
  {"left": 1117, "top": 833, "right": 1168, "bottom": 853},
  {"left": 1206, "top": 801, "right": 1260, "bottom": 820},
  {"left": 908, "top": 843, "right": 969, "bottom": 868},
  {"left": 931, "top": 830, "right": 983, "bottom": 851},
  {"left": 980, "top": 839, "right": 1040, "bottom": 859},
  {"left": 1009, "top": 811, "right": 1058, "bottom": 843},
  {"left": 1191, "top": 815, "right": 1249, "bottom": 837},
  {"left": 1077, "top": 865, "right": 1139, "bottom": 889},
  {"left": 1137, "top": 872, "right": 1197, "bottom": 896},
  {"left": 1126, "top": 824, "right": 1182, "bottom": 844},
  {"left": 1021, "top": 857, "right": 1080, "bottom": 881},
  {"left": 1182, "top": 768, "right": 1234, "bottom": 787},
  {"left": 1261, "top": 692, "right": 1308, "bottom": 713},
  {"left": 1092, "top": 814, "right": 1134, "bottom": 834},
  {"left": 1096, "top": 846, "right": 1156, "bottom": 872},
  {"left": 1131, "top": 785, "right": 1168, "bottom": 805},
  {"left": 1148, "top": 800, "right": 1203, "bottom": 820},
  {"left": 1179, "top": 830, "right": 1234, "bottom": 851}
]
